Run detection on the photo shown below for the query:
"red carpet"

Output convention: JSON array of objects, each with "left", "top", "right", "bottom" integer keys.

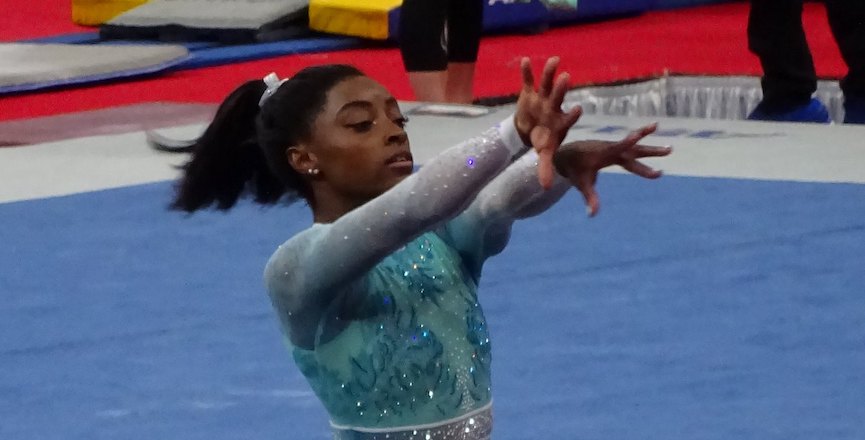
[
  {"left": 0, "top": 0, "right": 91, "bottom": 40},
  {"left": 0, "top": 1, "right": 847, "bottom": 122}
]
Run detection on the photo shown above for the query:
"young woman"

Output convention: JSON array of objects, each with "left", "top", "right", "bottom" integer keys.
[{"left": 171, "top": 57, "right": 670, "bottom": 439}]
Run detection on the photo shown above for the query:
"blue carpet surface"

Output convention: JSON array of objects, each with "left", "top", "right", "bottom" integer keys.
[{"left": 1, "top": 174, "right": 863, "bottom": 440}]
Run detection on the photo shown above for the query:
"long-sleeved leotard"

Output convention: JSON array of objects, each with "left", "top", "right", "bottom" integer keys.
[{"left": 264, "top": 116, "right": 570, "bottom": 439}]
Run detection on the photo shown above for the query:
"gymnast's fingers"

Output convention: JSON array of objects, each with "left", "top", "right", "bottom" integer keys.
[
  {"left": 548, "top": 72, "right": 571, "bottom": 115},
  {"left": 631, "top": 144, "right": 673, "bottom": 158},
  {"left": 538, "top": 57, "right": 560, "bottom": 97},
  {"left": 574, "top": 172, "right": 600, "bottom": 217},
  {"left": 520, "top": 57, "right": 535, "bottom": 92},
  {"left": 620, "top": 159, "right": 663, "bottom": 179}
]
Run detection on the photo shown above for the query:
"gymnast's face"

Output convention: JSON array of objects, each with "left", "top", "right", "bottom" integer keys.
[{"left": 301, "top": 76, "right": 412, "bottom": 203}]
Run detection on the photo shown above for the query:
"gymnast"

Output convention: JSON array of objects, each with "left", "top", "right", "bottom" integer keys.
[{"left": 169, "top": 56, "right": 670, "bottom": 439}]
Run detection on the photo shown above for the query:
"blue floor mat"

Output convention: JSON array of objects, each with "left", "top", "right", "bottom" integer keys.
[{"left": 1, "top": 175, "right": 864, "bottom": 440}]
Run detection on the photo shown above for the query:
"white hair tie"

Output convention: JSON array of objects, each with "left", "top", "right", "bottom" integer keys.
[{"left": 259, "top": 72, "right": 288, "bottom": 107}]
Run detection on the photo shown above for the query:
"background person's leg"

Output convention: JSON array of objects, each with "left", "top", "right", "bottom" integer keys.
[
  {"left": 825, "top": 0, "right": 865, "bottom": 123},
  {"left": 399, "top": 0, "right": 448, "bottom": 102},
  {"left": 443, "top": 0, "right": 484, "bottom": 104},
  {"left": 747, "top": 0, "right": 829, "bottom": 122}
]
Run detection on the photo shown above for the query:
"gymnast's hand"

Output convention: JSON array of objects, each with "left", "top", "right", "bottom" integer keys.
[
  {"left": 553, "top": 123, "right": 672, "bottom": 217},
  {"left": 514, "top": 56, "right": 583, "bottom": 190}
]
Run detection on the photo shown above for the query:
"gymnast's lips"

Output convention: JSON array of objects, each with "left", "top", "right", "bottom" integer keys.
[{"left": 385, "top": 151, "right": 414, "bottom": 170}]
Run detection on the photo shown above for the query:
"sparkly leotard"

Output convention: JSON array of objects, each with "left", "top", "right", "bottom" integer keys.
[{"left": 264, "top": 117, "right": 570, "bottom": 439}]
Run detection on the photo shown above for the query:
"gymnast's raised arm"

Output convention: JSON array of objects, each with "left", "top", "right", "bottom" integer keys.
[
  {"left": 266, "top": 70, "right": 585, "bottom": 321},
  {"left": 443, "top": 59, "right": 672, "bottom": 271},
  {"left": 164, "top": 61, "right": 580, "bottom": 318}
]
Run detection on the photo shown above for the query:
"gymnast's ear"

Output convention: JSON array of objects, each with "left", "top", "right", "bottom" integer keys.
[{"left": 287, "top": 146, "right": 319, "bottom": 176}]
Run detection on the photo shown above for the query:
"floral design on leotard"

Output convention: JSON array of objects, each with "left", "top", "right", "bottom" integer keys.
[{"left": 292, "top": 232, "right": 492, "bottom": 428}]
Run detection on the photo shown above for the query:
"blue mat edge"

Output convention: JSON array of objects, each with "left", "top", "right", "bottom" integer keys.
[{"left": 4, "top": 172, "right": 863, "bottom": 210}]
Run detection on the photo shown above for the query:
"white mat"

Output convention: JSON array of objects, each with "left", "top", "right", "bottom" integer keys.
[
  {"left": 0, "top": 43, "right": 188, "bottom": 93},
  {"left": 108, "top": 0, "right": 309, "bottom": 29},
  {"left": 2, "top": 105, "right": 864, "bottom": 204}
]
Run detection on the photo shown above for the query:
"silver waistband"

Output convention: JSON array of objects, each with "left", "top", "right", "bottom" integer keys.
[{"left": 332, "top": 405, "right": 492, "bottom": 440}]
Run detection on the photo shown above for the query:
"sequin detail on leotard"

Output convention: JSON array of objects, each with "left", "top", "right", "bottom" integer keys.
[
  {"left": 265, "top": 117, "right": 572, "bottom": 438},
  {"left": 292, "top": 232, "right": 492, "bottom": 428},
  {"left": 332, "top": 404, "right": 492, "bottom": 440}
]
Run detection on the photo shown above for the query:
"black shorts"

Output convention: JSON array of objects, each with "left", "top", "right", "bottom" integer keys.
[{"left": 398, "top": 0, "right": 484, "bottom": 72}]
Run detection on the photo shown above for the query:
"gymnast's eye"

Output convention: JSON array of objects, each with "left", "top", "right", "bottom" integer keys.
[
  {"left": 347, "top": 121, "right": 374, "bottom": 133},
  {"left": 394, "top": 117, "right": 409, "bottom": 128}
]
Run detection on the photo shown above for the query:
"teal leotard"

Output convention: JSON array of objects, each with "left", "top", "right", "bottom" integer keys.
[{"left": 264, "top": 117, "right": 571, "bottom": 438}]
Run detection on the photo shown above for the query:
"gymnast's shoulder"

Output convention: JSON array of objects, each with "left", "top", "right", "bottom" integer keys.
[{"left": 263, "top": 224, "right": 330, "bottom": 299}]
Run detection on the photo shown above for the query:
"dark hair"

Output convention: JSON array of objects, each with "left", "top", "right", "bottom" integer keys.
[{"left": 171, "top": 64, "right": 366, "bottom": 212}]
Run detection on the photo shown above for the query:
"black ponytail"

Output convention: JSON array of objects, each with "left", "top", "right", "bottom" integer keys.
[
  {"left": 170, "top": 64, "right": 365, "bottom": 213},
  {"left": 171, "top": 80, "right": 282, "bottom": 211}
]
